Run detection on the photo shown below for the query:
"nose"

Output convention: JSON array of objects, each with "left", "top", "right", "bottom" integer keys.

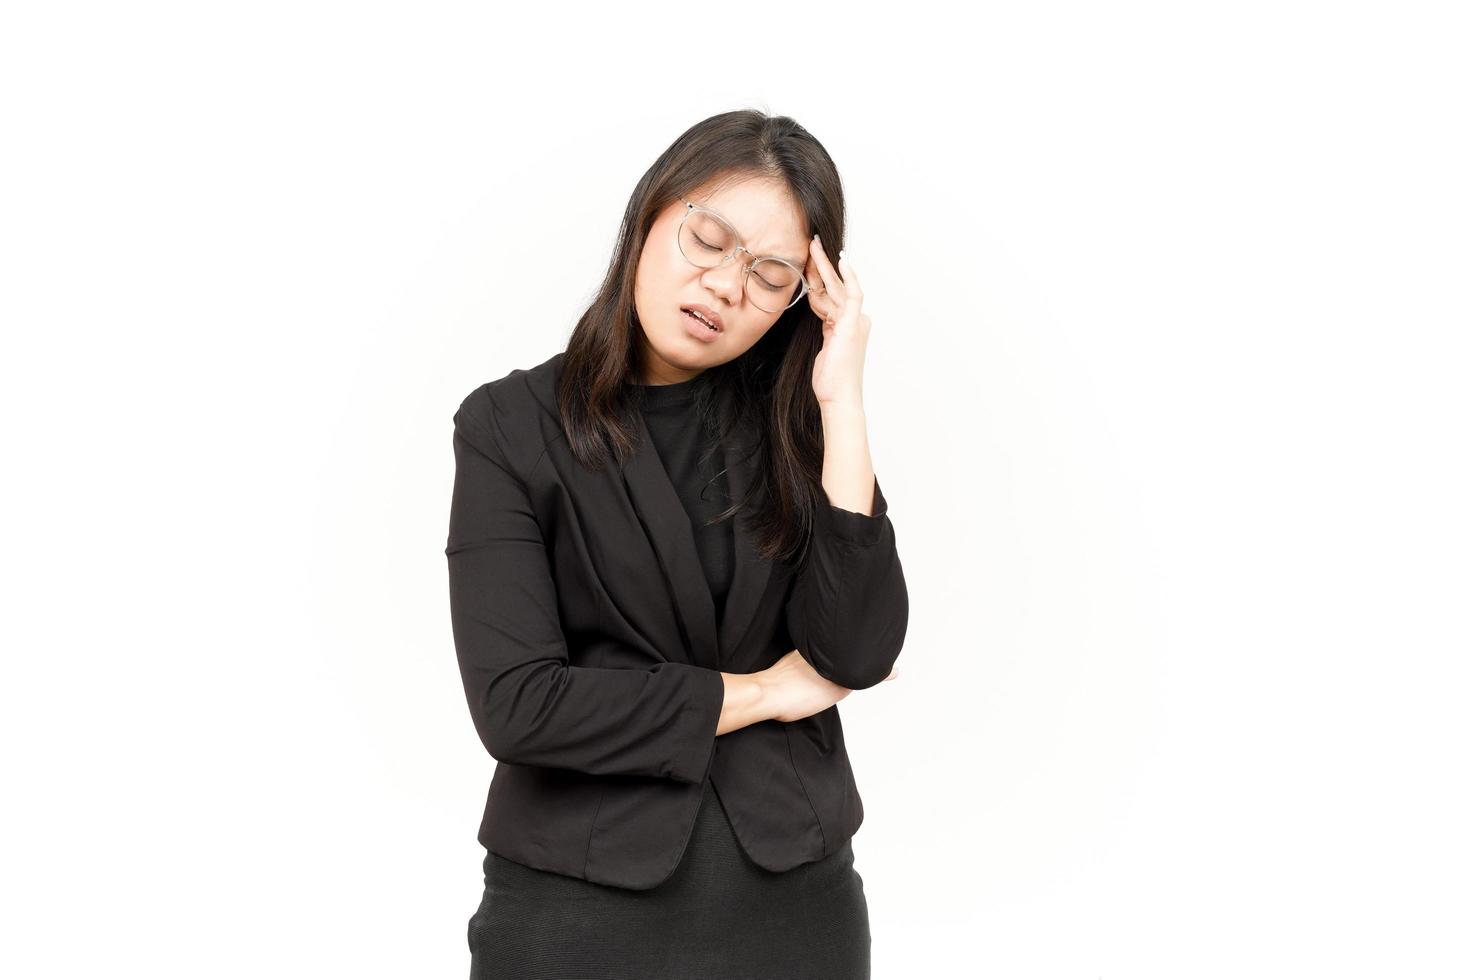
[{"left": 699, "top": 254, "right": 746, "bottom": 309}]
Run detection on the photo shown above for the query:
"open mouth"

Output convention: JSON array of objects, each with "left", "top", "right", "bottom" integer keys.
[{"left": 682, "top": 308, "right": 721, "bottom": 333}]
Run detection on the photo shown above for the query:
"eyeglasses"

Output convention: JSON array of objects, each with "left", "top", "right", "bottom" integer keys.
[{"left": 677, "top": 199, "right": 810, "bottom": 314}]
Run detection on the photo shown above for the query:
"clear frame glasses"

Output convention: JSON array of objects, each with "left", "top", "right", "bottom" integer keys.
[{"left": 677, "top": 199, "right": 810, "bottom": 314}]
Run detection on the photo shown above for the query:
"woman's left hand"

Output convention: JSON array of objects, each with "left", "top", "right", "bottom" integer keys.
[{"left": 804, "top": 235, "right": 870, "bottom": 409}]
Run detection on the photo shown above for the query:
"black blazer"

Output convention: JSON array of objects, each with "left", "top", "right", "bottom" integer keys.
[{"left": 445, "top": 350, "right": 909, "bottom": 890}]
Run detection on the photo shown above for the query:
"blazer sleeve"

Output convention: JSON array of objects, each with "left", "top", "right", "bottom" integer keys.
[
  {"left": 784, "top": 475, "right": 910, "bottom": 691},
  {"left": 445, "top": 397, "right": 726, "bottom": 784}
]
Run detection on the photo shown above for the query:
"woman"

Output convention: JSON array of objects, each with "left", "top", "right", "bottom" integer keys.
[{"left": 447, "top": 109, "right": 909, "bottom": 979}]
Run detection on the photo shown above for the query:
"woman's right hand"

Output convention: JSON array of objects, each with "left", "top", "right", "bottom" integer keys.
[{"left": 758, "top": 649, "right": 897, "bottom": 723}]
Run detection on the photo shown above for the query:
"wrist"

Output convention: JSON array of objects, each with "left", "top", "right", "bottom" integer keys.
[
  {"left": 818, "top": 399, "right": 866, "bottom": 421},
  {"left": 717, "top": 670, "right": 775, "bottom": 735},
  {"left": 750, "top": 668, "right": 777, "bottom": 722}
]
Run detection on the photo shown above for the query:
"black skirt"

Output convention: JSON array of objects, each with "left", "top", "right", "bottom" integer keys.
[{"left": 467, "top": 779, "right": 871, "bottom": 979}]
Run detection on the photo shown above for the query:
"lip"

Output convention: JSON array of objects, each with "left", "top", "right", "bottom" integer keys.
[
  {"left": 680, "top": 303, "right": 723, "bottom": 332},
  {"left": 681, "top": 308, "right": 720, "bottom": 344}
]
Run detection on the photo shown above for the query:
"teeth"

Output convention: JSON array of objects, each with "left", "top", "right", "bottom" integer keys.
[{"left": 687, "top": 309, "right": 717, "bottom": 331}]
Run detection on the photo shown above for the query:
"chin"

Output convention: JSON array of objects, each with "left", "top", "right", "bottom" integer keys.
[{"left": 645, "top": 329, "right": 707, "bottom": 368}]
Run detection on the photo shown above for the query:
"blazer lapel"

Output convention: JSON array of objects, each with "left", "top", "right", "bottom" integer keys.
[
  {"left": 619, "top": 383, "right": 774, "bottom": 672},
  {"left": 621, "top": 409, "right": 721, "bottom": 671}
]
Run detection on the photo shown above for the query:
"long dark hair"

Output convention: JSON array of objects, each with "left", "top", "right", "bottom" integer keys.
[{"left": 557, "top": 108, "right": 847, "bottom": 567}]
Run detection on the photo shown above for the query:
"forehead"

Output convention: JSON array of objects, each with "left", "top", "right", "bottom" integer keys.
[{"left": 689, "top": 178, "right": 809, "bottom": 263}]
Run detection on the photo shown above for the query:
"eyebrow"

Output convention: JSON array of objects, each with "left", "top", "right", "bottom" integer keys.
[{"left": 699, "top": 202, "right": 805, "bottom": 267}]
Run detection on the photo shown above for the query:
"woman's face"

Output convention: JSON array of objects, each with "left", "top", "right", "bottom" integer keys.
[{"left": 632, "top": 176, "right": 810, "bottom": 385}]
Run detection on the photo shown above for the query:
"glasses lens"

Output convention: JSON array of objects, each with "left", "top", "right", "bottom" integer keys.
[
  {"left": 747, "top": 259, "right": 802, "bottom": 313},
  {"left": 680, "top": 210, "right": 805, "bottom": 314},
  {"left": 679, "top": 210, "right": 736, "bottom": 268}
]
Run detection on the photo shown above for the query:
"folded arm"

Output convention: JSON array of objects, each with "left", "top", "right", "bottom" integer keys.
[
  {"left": 783, "top": 471, "right": 910, "bottom": 691},
  {"left": 446, "top": 400, "right": 725, "bottom": 783}
]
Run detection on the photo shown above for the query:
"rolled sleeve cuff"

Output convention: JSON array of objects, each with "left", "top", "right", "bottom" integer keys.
[
  {"left": 670, "top": 663, "right": 726, "bottom": 784},
  {"left": 815, "top": 474, "right": 891, "bottom": 547}
]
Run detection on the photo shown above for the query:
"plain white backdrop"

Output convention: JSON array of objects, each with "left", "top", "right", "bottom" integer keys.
[{"left": 4, "top": 2, "right": 1466, "bottom": 977}]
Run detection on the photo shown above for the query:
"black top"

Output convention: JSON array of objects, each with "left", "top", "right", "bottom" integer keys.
[{"left": 631, "top": 372, "right": 736, "bottom": 624}]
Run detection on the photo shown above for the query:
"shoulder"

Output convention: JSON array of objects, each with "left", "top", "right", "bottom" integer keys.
[{"left": 452, "top": 350, "right": 566, "bottom": 480}]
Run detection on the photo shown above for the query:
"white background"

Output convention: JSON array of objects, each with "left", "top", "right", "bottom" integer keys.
[{"left": 4, "top": 2, "right": 1466, "bottom": 977}]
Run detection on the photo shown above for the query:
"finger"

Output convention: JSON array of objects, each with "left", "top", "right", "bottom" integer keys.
[
  {"left": 811, "top": 235, "right": 843, "bottom": 293},
  {"left": 836, "top": 251, "right": 861, "bottom": 301},
  {"left": 804, "top": 279, "right": 835, "bottom": 321},
  {"left": 806, "top": 241, "right": 835, "bottom": 295},
  {"left": 805, "top": 249, "right": 844, "bottom": 326},
  {"left": 811, "top": 292, "right": 836, "bottom": 321},
  {"left": 810, "top": 235, "right": 847, "bottom": 304},
  {"left": 804, "top": 287, "right": 830, "bottom": 320},
  {"left": 805, "top": 261, "right": 831, "bottom": 308}
]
